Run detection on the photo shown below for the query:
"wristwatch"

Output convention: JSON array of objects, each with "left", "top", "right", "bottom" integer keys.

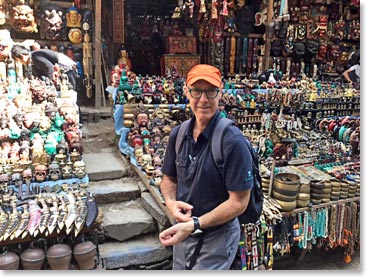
[{"left": 191, "top": 216, "right": 203, "bottom": 237}]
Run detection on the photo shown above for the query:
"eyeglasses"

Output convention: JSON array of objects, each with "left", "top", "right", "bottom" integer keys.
[{"left": 188, "top": 87, "right": 220, "bottom": 99}]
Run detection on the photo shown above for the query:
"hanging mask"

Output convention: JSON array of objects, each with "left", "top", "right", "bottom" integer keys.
[
  {"left": 305, "top": 40, "right": 319, "bottom": 61},
  {"left": 329, "top": 44, "right": 341, "bottom": 61},
  {"left": 12, "top": 4, "right": 38, "bottom": 33},
  {"left": 42, "top": 9, "right": 64, "bottom": 40},
  {"left": 66, "top": 5, "right": 81, "bottom": 28},
  {"left": 271, "top": 40, "right": 282, "bottom": 57},
  {"left": 293, "top": 42, "right": 305, "bottom": 56},
  {"left": 0, "top": 30, "right": 13, "bottom": 61}
]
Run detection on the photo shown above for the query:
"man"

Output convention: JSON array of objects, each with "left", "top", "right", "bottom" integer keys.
[
  {"left": 343, "top": 50, "right": 360, "bottom": 84},
  {"left": 343, "top": 59, "right": 360, "bottom": 84},
  {"left": 159, "top": 64, "right": 253, "bottom": 270},
  {"left": 11, "top": 44, "right": 78, "bottom": 90}
]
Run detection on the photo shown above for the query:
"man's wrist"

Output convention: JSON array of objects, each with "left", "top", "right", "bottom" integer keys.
[{"left": 191, "top": 216, "right": 203, "bottom": 237}]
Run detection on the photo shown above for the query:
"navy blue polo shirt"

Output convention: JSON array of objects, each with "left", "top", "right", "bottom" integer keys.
[{"left": 161, "top": 111, "right": 254, "bottom": 219}]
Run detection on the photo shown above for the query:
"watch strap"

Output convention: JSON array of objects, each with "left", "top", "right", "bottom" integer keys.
[{"left": 192, "top": 216, "right": 201, "bottom": 232}]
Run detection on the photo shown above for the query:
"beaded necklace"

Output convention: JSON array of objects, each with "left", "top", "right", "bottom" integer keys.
[
  {"left": 297, "top": 212, "right": 303, "bottom": 249},
  {"left": 328, "top": 204, "right": 337, "bottom": 248},
  {"left": 337, "top": 203, "right": 345, "bottom": 246},
  {"left": 302, "top": 211, "right": 308, "bottom": 249},
  {"left": 347, "top": 202, "right": 358, "bottom": 257},
  {"left": 324, "top": 206, "right": 329, "bottom": 238},
  {"left": 298, "top": 211, "right": 308, "bottom": 249},
  {"left": 292, "top": 214, "right": 299, "bottom": 244},
  {"left": 308, "top": 210, "right": 316, "bottom": 244}
]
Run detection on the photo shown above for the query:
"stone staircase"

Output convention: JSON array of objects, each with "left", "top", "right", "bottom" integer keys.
[{"left": 81, "top": 120, "right": 172, "bottom": 270}]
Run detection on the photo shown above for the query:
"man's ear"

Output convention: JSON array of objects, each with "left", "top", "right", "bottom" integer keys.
[{"left": 183, "top": 85, "right": 188, "bottom": 97}]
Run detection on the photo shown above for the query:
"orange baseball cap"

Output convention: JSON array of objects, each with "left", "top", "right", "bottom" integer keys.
[{"left": 186, "top": 64, "right": 222, "bottom": 88}]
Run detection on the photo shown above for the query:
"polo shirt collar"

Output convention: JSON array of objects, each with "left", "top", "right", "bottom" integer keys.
[{"left": 187, "top": 111, "right": 221, "bottom": 140}]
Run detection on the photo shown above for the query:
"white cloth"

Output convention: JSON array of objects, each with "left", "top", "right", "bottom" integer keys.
[
  {"left": 350, "top": 64, "right": 360, "bottom": 78},
  {"left": 58, "top": 52, "right": 76, "bottom": 73}
]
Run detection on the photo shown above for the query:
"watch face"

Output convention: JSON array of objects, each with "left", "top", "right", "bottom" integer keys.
[
  {"left": 191, "top": 229, "right": 203, "bottom": 238},
  {"left": 82, "top": 22, "right": 90, "bottom": 31}
]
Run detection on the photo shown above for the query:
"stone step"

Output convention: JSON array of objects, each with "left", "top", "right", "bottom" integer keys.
[
  {"left": 141, "top": 192, "right": 170, "bottom": 228},
  {"left": 80, "top": 106, "right": 113, "bottom": 123},
  {"left": 100, "top": 199, "right": 156, "bottom": 242},
  {"left": 84, "top": 152, "right": 129, "bottom": 181},
  {"left": 89, "top": 177, "right": 142, "bottom": 204},
  {"left": 99, "top": 234, "right": 172, "bottom": 270}
]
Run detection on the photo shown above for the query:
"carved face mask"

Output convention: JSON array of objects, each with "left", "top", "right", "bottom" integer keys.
[
  {"left": 62, "top": 163, "right": 73, "bottom": 179},
  {"left": 73, "top": 160, "right": 86, "bottom": 179},
  {"left": 43, "top": 9, "right": 63, "bottom": 40},
  {"left": 0, "top": 173, "right": 8, "bottom": 193},
  {"left": 11, "top": 172, "right": 23, "bottom": 186},
  {"left": 48, "top": 161, "right": 61, "bottom": 181},
  {"left": 22, "top": 168, "right": 33, "bottom": 185},
  {"left": 34, "top": 164, "right": 48, "bottom": 182},
  {"left": 306, "top": 40, "right": 319, "bottom": 57},
  {"left": 12, "top": 4, "right": 38, "bottom": 33},
  {"left": 330, "top": 45, "right": 341, "bottom": 61}
]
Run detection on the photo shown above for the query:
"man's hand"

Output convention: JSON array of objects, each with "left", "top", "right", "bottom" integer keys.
[
  {"left": 159, "top": 220, "right": 194, "bottom": 247},
  {"left": 165, "top": 200, "right": 193, "bottom": 223}
]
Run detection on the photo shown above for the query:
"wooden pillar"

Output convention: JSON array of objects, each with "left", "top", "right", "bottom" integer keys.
[
  {"left": 264, "top": 0, "right": 274, "bottom": 70},
  {"left": 94, "top": 0, "right": 102, "bottom": 108}
]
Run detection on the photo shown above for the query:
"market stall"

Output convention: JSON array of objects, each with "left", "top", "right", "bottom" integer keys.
[
  {"left": 108, "top": 63, "right": 360, "bottom": 269},
  {"left": 0, "top": 0, "right": 103, "bottom": 270}
]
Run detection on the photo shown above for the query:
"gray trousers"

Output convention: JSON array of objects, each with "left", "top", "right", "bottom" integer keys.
[{"left": 173, "top": 218, "right": 240, "bottom": 270}]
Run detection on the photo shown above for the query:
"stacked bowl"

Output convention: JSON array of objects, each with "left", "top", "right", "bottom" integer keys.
[
  {"left": 330, "top": 178, "right": 341, "bottom": 201},
  {"left": 272, "top": 173, "right": 300, "bottom": 212},
  {"left": 309, "top": 180, "right": 332, "bottom": 204},
  {"left": 296, "top": 181, "right": 311, "bottom": 208}
]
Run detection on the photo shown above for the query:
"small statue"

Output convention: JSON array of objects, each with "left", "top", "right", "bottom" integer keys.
[
  {"left": 117, "top": 46, "right": 132, "bottom": 72},
  {"left": 184, "top": 0, "right": 194, "bottom": 18}
]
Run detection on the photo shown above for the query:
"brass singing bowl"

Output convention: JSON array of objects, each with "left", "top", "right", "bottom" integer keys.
[
  {"left": 297, "top": 193, "right": 310, "bottom": 201},
  {"left": 299, "top": 184, "right": 310, "bottom": 193},
  {"left": 296, "top": 199, "right": 310, "bottom": 208},
  {"left": 272, "top": 190, "right": 298, "bottom": 202},
  {"left": 311, "top": 199, "right": 322, "bottom": 205},
  {"left": 274, "top": 199, "right": 297, "bottom": 212},
  {"left": 273, "top": 173, "right": 300, "bottom": 192}
]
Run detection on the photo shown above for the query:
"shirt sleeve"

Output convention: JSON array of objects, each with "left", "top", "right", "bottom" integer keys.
[
  {"left": 161, "top": 125, "right": 179, "bottom": 178},
  {"left": 222, "top": 126, "right": 254, "bottom": 191},
  {"left": 349, "top": 64, "right": 357, "bottom": 71}
]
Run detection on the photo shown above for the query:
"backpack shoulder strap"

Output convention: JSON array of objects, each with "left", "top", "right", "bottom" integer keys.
[
  {"left": 211, "top": 118, "right": 235, "bottom": 175},
  {"left": 175, "top": 119, "right": 191, "bottom": 155}
]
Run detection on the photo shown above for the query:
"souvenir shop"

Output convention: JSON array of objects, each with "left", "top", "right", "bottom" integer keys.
[
  {"left": 105, "top": 0, "right": 360, "bottom": 270},
  {"left": 0, "top": 0, "right": 102, "bottom": 270}
]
